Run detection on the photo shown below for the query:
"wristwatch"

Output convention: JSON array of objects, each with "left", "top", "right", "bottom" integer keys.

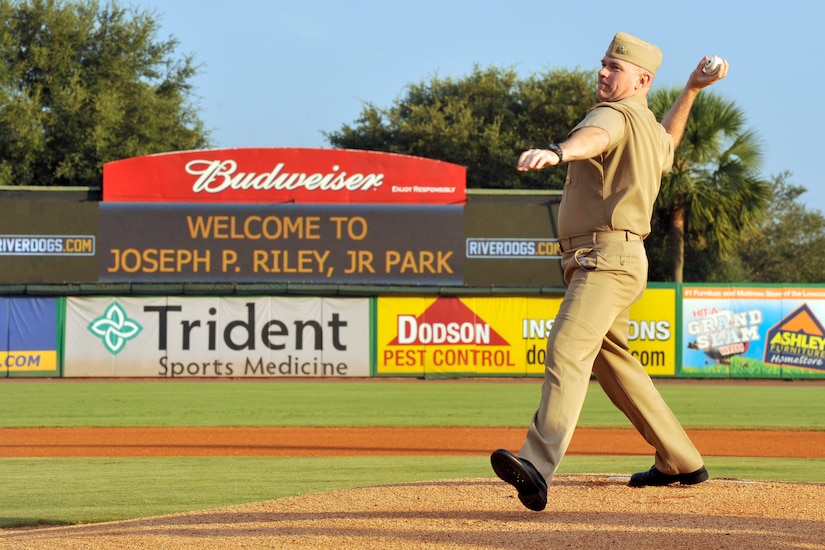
[{"left": 547, "top": 144, "right": 564, "bottom": 163}]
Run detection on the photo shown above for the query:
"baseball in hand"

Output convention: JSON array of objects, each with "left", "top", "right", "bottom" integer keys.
[{"left": 704, "top": 54, "right": 722, "bottom": 75}]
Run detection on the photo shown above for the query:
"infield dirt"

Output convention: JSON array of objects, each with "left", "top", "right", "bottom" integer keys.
[{"left": 1, "top": 426, "right": 824, "bottom": 458}]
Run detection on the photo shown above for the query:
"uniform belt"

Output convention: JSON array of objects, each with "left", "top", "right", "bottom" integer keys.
[{"left": 558, "top": 231, "right": 642, "bottom": 252}]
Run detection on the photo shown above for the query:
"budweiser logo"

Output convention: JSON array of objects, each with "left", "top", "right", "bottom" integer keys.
[{"left": 186, "top": 160, "right": 385, "bottom": 193}]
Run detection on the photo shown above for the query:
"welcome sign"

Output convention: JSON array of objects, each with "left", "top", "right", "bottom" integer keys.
[{"left": 97, "top": 203, "right": 464, "bottom": 284}]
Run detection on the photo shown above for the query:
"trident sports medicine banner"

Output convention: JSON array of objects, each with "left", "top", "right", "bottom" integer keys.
[{"left": 65, "top": 296, "right": 370, "bottom": 378}]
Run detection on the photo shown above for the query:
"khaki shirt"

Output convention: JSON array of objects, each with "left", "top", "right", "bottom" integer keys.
[{"left": 557, "top": 94, "right": 674, "bottom": 239}]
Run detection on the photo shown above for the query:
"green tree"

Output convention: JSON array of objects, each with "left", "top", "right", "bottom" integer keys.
[
  {"left": 718, "top": 172, "right": 825, "bottom": 283},
  {"left": 0, "top": 0, "right": 209, "bottom": 187},
  {"left": 325, "top": 65, "right": 596, "bottom": 190},
  {"left": 646, "top": 88, "right": 770, "bottom": 282}
]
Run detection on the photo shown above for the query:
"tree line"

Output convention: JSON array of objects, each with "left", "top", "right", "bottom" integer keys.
[{"left": 1, "top": 0, "right": 823, "bottom": 283}]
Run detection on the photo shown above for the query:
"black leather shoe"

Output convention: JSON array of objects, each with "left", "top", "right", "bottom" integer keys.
[
  {"left": 490, "top": 448, "right": 547, "bottom": 511},
  {"left": 629, "top": 465, "right": 709, "bottom": 487}
]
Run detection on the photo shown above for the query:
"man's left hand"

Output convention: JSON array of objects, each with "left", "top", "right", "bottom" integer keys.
[{"left": 517, "top": 148, "right": 561, "bottom": 171}]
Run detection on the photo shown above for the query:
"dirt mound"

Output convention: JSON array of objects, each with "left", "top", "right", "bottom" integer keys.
[{"left": 3, "top": 475, "right": 823, "bottom": 549}]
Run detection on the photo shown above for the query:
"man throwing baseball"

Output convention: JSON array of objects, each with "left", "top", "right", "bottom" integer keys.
[{"left": 491, "top": 32, "right": 728, "bottom": 512}]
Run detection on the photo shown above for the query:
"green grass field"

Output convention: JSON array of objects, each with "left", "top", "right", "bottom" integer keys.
[{"left": 1, "top": 379, "right": 824, "bottom": 528}]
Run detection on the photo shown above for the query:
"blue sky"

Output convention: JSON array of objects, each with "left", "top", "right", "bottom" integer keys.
[{"left": 134, "top": 0, "right": 825, "bottom": 213}]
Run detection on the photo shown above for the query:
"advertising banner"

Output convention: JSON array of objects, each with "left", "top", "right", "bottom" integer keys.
[
  {"left": 98, "top": 203, "right": 464, "bottom": 284},
  {"left": 102, "top": 148, "right": 466, "bottom": 205},
  {"left": 0, "top": 199, "right": 98, "bottom": 283},
  {"left": 463, "top": 194, "right": 565, "bottom": 287},
  {"left": 629, "top": 286, "right": 678, "bottom": 376},
  {"left": 0, "top": 297, "right": 60, "bottom": 377},
  {"left": 376, "top": 288, "right": 677, "bottom": 377},
  {"left": 681, "top": 286, "right": 825, "bottom": 379},
  {"left": 64, "top": 296, "right": 370, "bottom": 378}
]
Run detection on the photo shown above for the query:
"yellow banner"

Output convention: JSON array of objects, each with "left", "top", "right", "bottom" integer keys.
[
  {"left": 628, "top": 288, "right": 677, "bottom": 376},
  {"left": 0, "top": 350, "right": 58, "bottom": 372},
  {"left": 377, "top": 289, "right": 676, "bottom": 376}
]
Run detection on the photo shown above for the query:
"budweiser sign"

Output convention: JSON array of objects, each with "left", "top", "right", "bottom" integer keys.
[
  {"left": 103, "top": 148, "right": 466, "bottom": 205},
  {"left": 186, "top": 160, "right": 384, "bottom": 194}
]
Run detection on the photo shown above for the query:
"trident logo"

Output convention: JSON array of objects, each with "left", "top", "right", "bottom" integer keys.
[{"left": 87, "top": 301, "right": 142, "bottom": 355}]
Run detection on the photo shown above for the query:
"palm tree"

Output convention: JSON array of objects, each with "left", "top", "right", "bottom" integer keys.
[{"left": 648, "top": 88, "right": 771, "bottom": 282}]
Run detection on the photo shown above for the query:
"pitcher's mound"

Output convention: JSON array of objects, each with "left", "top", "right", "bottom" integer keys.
[{"left": 3, "top": 475, "right": 823, "bottom": 549}]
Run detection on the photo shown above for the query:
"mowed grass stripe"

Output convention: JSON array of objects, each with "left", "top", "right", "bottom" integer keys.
[{"left": 0, "top": 379, "right": 823, "bottom": 429}]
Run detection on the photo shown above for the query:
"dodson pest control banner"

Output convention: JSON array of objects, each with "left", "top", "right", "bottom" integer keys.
[
  {"left": 0, "top": 297, "right": 60, "bottom": 377},
  {"left": 376, "top": 288, "right": 677, "bottom": 377},
  {"left": 102, "top": 148, "right": 466, "bottom": 205},
  {"left": 64, "top": 296, "right": 370, "bottom": 378}
]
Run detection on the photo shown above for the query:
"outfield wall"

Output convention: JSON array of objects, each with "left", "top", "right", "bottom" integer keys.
[
  {"left": 2, "top": 175, "right": 824, "bottom": 379},
  {"left": 3, "top": 286, "right": 825, "bottom": 379}
]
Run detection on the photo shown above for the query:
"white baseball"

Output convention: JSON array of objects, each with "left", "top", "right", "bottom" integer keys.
[{"left": 704, "top": 54, "right": 722, "bottom": 75}]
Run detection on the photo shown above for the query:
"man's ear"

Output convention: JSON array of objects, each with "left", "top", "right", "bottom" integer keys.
[{"left": 637, "top": 71, "right": 653, "bottom": 90}]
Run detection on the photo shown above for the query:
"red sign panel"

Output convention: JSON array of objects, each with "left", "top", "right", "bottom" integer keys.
[{"left": 103, "top": 148, "right": 466, "bottom": 205}]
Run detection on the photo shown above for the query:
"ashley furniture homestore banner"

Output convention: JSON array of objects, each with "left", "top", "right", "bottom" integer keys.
[
  {"left": 681, "top": 285, "right": 825, "bottom": 379},
  {"left": 64, "top": 296, "right": 370, "bottom": 378}
]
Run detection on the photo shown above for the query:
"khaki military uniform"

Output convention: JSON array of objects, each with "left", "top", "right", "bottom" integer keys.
[{"left": 518, "top": 94, "right": 705, "bottom": 482}]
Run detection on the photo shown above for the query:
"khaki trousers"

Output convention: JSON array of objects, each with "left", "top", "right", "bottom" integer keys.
[{"left": 518, "top": 239, "right": 703, "bottom": 483}]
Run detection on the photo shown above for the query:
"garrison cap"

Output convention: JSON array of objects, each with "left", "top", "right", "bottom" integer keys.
[{"left": 605, "top": 32, "right": 662, "bottom": 75}]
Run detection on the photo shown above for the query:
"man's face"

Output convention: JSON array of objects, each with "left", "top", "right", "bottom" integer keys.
[{"left": 597, "top": 56, "right": 647, "bottom": 102}]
